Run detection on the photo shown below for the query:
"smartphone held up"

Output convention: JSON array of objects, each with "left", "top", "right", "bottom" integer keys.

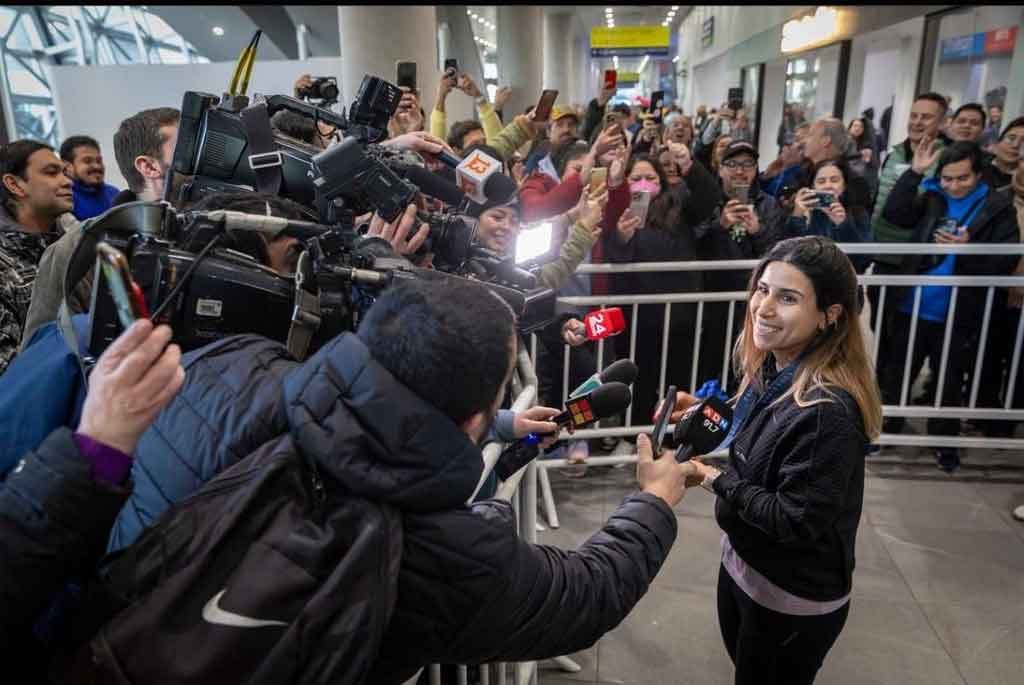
[{"left": 96, "top": 242, "right": 150, "bottom": 329}]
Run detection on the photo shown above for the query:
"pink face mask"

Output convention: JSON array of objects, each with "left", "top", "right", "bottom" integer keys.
[{"left": 629, "top": 179, "right": 660, "bottom": 196}]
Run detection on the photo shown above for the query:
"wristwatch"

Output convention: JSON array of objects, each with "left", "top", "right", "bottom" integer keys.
[{"left": 701, "top": 468, "right": 722, "bottom": 493}]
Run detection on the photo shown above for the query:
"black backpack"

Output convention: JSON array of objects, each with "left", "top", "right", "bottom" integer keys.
[{"left": 67, "top": 435, "right": 403, "bottom": 685}]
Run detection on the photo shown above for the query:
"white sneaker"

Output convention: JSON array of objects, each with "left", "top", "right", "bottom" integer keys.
[{"left": 1013, "top": 505, "right": 1024, "bottom": 522}]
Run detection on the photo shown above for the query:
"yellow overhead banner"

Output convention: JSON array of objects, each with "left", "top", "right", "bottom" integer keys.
[
  {"left": 617, "top": 71, "right": 641, "bottom": 84},
  {"left": 591, "top": 26, "right": 670, "bottom": 57}
]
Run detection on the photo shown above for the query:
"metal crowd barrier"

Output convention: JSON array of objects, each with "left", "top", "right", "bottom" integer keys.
[
  {"left": 421, "top": 243, "right": 1024, "bottom": 682},
  {"left": 532, "top": 243, "right": 1024, "bottom": 527}
]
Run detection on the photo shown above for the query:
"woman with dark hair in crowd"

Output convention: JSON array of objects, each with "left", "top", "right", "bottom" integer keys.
[
  {"left": 677, "top": 236, "right": 882, "bottom": 685},
  {"left": 786, "top": 159, "right": 872, "bottom": 271},
  {"left": 710, "top": 134, "right": 734, "bottom": 176},
  {"left": 604, "top": 147, "right": 723, "bottom": 424},
  {"left": 879, "top": 140, "right": 1019, "bottom": 471},
  {"left": 847, "top": 117, "right": 876, "bottom": 166}
]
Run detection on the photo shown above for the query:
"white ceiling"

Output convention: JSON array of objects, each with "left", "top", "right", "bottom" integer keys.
[{"left": 153, "top": 5, "right": 687, "bottom": 74}]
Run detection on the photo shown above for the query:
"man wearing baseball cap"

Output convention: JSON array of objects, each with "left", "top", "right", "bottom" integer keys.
[
  {"left": 525, "top": 104, "right": 582, "bottom": 182},
  {"left": 695, "top": 140, "right": 787, "bottom": 384}
]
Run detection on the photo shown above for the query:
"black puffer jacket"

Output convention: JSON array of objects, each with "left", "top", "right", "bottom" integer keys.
[
  {"left": 111, "top": 332, "right": 679, "bottom": 682},
  {"left": 713, "top": 365, "right": 868, "bottom": 602}
]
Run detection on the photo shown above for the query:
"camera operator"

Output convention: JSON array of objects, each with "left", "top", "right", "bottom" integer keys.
[
  {"left": 2, "top": 319, "right": 183, "bottom": 662},
  {"left": 0, "top": 139, "right": 76, "bottom": 376},
  {"left": 0, "top": 192, "right": 311, "bottom": 476},
  {"left": 81, "top": 279, "right": 695, "bottom": 684},
  {"left": 20, "top": 107, "right": 181, "bottom": 351}
]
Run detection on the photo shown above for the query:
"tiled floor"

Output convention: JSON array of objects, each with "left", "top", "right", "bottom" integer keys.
[{"left": 535, "top": 450, "right": 1024, "bottom": 685}]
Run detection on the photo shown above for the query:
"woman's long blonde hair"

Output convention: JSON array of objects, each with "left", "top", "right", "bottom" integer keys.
[{"left": 733, "top": 236, "right": 883, "bottom": 439}]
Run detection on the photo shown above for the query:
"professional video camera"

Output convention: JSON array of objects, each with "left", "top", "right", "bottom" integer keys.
[{"left": 70, "top": 199, "right": 556, "bottom": 363}]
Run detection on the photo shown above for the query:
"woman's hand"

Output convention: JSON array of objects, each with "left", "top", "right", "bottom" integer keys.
[
  {"left": 667, "top": 141, "right": 693, "bottom": 176},
  {"left": 912, "top": 134, "right": 941, "bottom": 175},
  {"left": 77, "top": 320, "right": 185, "bottom": 456},
  {"left": 367, "top": 204, "right": 430, "bottom": 256},
  {"left": 653, "top": 389, "right": 700, "bottom": 423},
  {"left": 616, "top": 208, "right": 643, "bottom": 243},
  {"left": 608, "top": 142, "right": 631, "bottom": 188},
  {"left": 494, "top": 85, "right": 512, "bottom": 111},
  {"left": 825, "top": 202, "right": 847, "bottom": 226},
  {"left": 561, "top": 318, "right": 587, "bottom": 346},
  {"left": 382, "top": 131, "right": 454, "bottom": 160},
  {"left": 860, "top": 148, "right": 873, "bottom": 164},
  {"left": 687, "top": 458, "right": 717, "bottom": 488},
  {"left": 792, "top": 187, "right": 818, "bottom": 219}
]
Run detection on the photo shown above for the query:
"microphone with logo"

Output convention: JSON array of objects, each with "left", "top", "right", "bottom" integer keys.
[
  {"left": 524, "top": 382, "right": 633, "bottom": 445},
  {"left": 668, "top": 395, "right": 734, "bottom": 462},
  {"left": 456, "top": 149, "right": 518, "bottom": 205},
  {"left": 582, "top": 307, "right": 626, "bottom": 342}
]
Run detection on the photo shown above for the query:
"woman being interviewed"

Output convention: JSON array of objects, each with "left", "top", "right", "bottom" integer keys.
[{"left": 683, "top": 236, "right": 882, "bottom": 684}]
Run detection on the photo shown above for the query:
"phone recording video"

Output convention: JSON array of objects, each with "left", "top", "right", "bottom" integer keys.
[
  {"left": 444, "top": 58, "right": 459, "bottom": 77},
  {"left": 603, "top": 69, "right": 618, "bottom": 90},
  {"left": 396, "top": 60, "right": 417, "bottom": 91},
  {"left": 533, "top": 89, "right": 559, "bottom": 122},
  {"left": 96, "top": 241, "right": 149, "bottom": 329}
]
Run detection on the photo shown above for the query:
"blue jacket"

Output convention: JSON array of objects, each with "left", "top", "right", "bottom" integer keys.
[
  {"left": 0, "top": 314, "right": 90, "bottom": 476},
  {"left": 71, "top": 180, "right": 119, "bottom": 221}
]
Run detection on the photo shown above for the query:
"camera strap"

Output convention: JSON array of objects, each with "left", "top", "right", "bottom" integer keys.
[
  {"left": 286, "top": 250, "right": 321, "bottom": 361},
  {"left": 240, "top": 102, "right": 283, "bottom": 196}
]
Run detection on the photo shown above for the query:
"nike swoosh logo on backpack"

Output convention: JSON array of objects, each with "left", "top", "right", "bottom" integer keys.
[{"left": 202, "top": 590, "right": 288, "bottom": 628}]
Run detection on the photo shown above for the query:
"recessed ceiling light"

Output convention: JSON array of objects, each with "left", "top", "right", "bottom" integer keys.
[
  {"left": 661, "top": 21, "right": 668, "bottom": 26},
  {"left": 605, "top": 7, "right": 613, "bottom": 12},
  {"left": 211, "top": 26, "right": 224, "bottom": 36},
  {"left": 672, "top": 55, "right": 680, "bottom": 63}
]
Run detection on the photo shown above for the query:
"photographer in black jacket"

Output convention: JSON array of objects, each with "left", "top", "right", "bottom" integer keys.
[{"left": 669, "top": 237, "right": 883, "bottom": 684}]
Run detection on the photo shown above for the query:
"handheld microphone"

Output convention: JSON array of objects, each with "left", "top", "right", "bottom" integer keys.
[
  {"left": 569, "top": 358, "right": 638, "bottom": 400},
  {"left": 672, "top": 395, "right": 734, "bottom": 462},
  {"left": 456, "top": 150, "right": 518, "bottom": 205},
  {"left": 583, "top": 307, "right": 626, "bottom": 341},
  {"left": 524, "top": 382, "right": 633, "bottom": 445},
  {"left": 400, "top": 164, "right": 468, "bottom": 208},
  {"left": 436, "top": 150, "right": 462, "bottom": 168}
]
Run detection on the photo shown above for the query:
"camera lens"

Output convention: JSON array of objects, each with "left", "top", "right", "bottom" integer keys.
[{"left": 317, "top": 80, "right": 339, "bottom": 102}]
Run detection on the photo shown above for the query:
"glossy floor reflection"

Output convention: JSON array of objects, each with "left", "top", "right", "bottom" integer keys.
[{"left": 536, "top": 456, "right": 1024, "bottom": 685}]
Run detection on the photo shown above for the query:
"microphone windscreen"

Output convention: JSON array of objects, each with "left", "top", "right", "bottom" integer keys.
[
  {"left": 482, "top": 171, "right": 519, "bottom": 204},
  {"left": 599, "top": 359, "right": 638, "bottom": 386},
  {"left": 674, "top": 396, "right": 734, "bottom": 455},
  {"left": 588, "top": 381, "right": 633, "bottom": 419},
  {"left": 402, "top": 164, "right": 467, "bottom": 207}
]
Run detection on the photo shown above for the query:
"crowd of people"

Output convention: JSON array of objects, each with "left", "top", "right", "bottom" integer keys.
[{"left": 0, "top": 59, "right": 1021, "bottom": 685}]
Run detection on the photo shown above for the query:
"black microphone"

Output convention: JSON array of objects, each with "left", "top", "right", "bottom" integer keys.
[
  {"left": 553, "top": 381, "right": 632, "bottom": 429},
  {"left": 400, "top": 164, "right": 468, "bottom": 207},
  {"left": 672, "top": 395, "right": 734, "bottom": 462},
  {"left": 436, "top": 150, "right": 462, "bottom": 168},
  {"left": 483, "top": 171, "right": 519, "bottom": 205},
  {"left": 569, "top": 358, "right": 639, "bottom": 399}
]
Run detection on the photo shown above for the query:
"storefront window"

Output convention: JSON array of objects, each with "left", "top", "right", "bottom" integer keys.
[
  {"left": 923, "top": 6, "right": 1022, "bottom": 147},
  {"left": 783, "top": 43, "right": 843, "bottom": 124}
]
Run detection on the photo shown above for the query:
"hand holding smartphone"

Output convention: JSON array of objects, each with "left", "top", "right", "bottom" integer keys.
[
  {"left": 589, "top": 167, "right": 608, "bottom": 192},
  {"left": 533, "top": 89, "right": 559, "bottom": 122},
  {"left": 629, "top": 190, "right": 651, "bottom": 227},
  {"left": 650, "top": 385, "right": 677, "bottom": 458}
]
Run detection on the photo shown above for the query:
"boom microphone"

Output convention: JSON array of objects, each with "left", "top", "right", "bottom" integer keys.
[
  {"left": 672, "top": 395, "right": 734, "bottom": 462},
  {"left": 400, "top": 164, "right": 468, "bottom": 208},
  {"left": 569, "top": 358, "right": 638, "bottom": 399}
]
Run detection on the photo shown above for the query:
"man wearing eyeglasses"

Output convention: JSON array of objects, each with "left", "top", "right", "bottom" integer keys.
[{"left": 694, "top": 140, "right": 787, "bottom": 385}]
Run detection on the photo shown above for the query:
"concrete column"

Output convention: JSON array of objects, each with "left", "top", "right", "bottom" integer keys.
[
  {"left": 337, "top": 5, "right": 438, "bottom": 110},
  {"left": 543, "top": 13, "right": 572, "bottom": 96},
  {"left": 497, "top": 6, "right": 543, "bottom": 118}
]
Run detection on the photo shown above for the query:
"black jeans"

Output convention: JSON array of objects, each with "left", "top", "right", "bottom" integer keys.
[
  {"left": 717, "top": 566, "right": 849, "bottom": 685},
  {"left": 878, "top": 312, "right": 973, "bottom": 442}
]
